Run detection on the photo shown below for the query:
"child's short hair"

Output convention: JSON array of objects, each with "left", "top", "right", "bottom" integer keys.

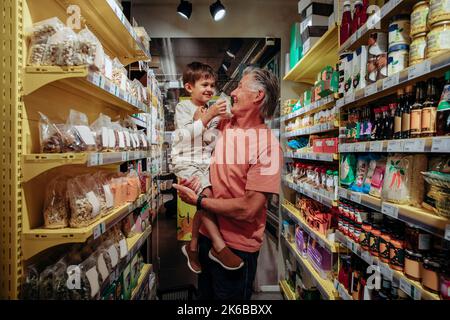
[{"left": 183, "top": 62, "right": 216, "bottom": 86}]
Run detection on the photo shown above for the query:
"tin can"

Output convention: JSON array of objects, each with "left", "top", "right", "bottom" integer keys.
[
  {"left": 429, "top": 0, "right": 450, "bottom": 25},
  {"left": 389, "top": 15, "right": 411, "bottom": 47},
  {"left": 426, "top": 20, "right": 450, "bottom": 58},
  {"left": 411, "top": 1, "right": 430, "bottom": 37},
  {"left": 388, "top": 44, "right": 409, "bottom": 75},
  {"left": 410, "top": 33, "right": 428, "bottom": 65}
]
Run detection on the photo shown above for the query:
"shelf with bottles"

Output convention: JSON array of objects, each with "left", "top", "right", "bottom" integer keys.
[
  {"left": 25, "top": 0, "right": 151, "bottom": 66},
  {"left": 283, "top": 177, "right": 337, "bottom": 208},
  {"left": 339, "top": 0, "right": 417, "bottom": 53},
  {"left": 339, "top": 137, "right": 450, "bottom": 153},
  {"left": 282, "top": 200, "right": 339, "bottom": 253},
  {"left": 285, "top": 122, "right": 338, "bottom": 138},
  {"left": 335, "top": 229, "right": 443, "bottom": 300},
  {"left": 281, "top": 95, "right": 336, "bottom": 122},
  {"left": 281, "top": 236, "right": 338, "bottom": 300},
  {"left": 279, "top": 280, "right": 297, "bottom": 300},
  {"left": 284, "top": 25, "right": 339, "bottom": 84},
  {"left": 284, "top": 151, "right": 338, "bottom": 162}
]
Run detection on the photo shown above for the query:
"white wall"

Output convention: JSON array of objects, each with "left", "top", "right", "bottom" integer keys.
[{"left": 132, "top": 0, "right": 308, "bottom": 100}]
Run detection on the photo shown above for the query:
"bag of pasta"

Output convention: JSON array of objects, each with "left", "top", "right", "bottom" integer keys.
[{"left": 43, "top": 175, "right": 70, "bottom": 229}]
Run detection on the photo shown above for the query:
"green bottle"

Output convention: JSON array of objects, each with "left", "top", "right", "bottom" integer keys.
[{"left": 436, "top": 70, "right": 450, "bottom": 136}]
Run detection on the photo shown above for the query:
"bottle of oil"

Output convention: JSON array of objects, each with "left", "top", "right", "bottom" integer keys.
[
  {"left": 421, "top": 78, "right": 438, "bottom": 137},
  {"left": 437, "top": 71, "right": 450, "bottom": 136},
  {"left": 410, "top": 82, "right": 426, "bottom": 138}
]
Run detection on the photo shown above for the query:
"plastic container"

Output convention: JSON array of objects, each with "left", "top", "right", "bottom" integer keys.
[
  {"left": 389, "top": 15, "right": 411, "bottom": 47},
  {"left": 388, "top": 44, "right": 409, "bottom": 76}
]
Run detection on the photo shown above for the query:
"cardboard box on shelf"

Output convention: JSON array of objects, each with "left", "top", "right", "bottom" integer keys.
[
  {"left": 301, "top": 26, "right": 328, "bottom": 44},
  {"left": 300, "top": 2, "right": 334, "bottom": 20},
  {"left": 301, "top": 15, "right": 330, "bottom": 34},
  {"left": 313, "top": 139, "right": 325, "bottom": 153},
  {"left": 298, "top": 0, "right": 334, "bottom": 16},
  {"left": 323, "top": 138, "right": 338, "bottom": 154}
]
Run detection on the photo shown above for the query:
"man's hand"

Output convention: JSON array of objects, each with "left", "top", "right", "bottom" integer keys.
[
  {"left": 179, "top": 176, "right": 201, "bottom": 194},
  {"left": 173, "top": 183, "right": 199, "bottom": 206}
]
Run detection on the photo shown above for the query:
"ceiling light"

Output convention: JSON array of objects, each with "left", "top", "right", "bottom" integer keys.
[
  {"left": 210, "top": 0, "right": 226, "bottom": 21},
  {"left": 177, "top": 0, "right": 192, "bottom": 19}
]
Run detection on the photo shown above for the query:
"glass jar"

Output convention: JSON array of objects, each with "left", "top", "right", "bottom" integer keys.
[
  {"left": 429, "top": 0, "right": 450, "bottom": 25},
  {"left": 360, "top": 222, "right": 372, "bottom": 250},
  {"left": 426, "top": 21, "right": 450, "bottom": 59},
  {"left": 440, "top": 261, "right": 450, "bottom": 300},
  {"left": 404, "top": 249, "right": 423, "bottom": 282},
  {"left": 411, "top": 1, "right": 430, "bottom": 37},
  {"left": 389, "top": 233, "right": 405, "bottom": 271},
  {"left": 379, "top": 228, "right": 392, "bottom": 263},
  {"left": 405, "top": 225, "right": 431, "bottom": 252},
  {"left": 369, "top": 223, "right": 381, "bottom": 256},
  {"left": 422, "top": 256, "right": 441, "bottom": 293},
  {"left": 410, "top": 33, "right": 427, "bottom": 66}
]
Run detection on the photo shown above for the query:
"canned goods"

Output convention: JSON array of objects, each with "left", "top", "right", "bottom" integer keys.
[
  {"left": 389, "top": 15, "right": 411, "bottom": 46},
  {"left": 410, "top": 33, "right": 428, "bottom": 65},
  {"left": 411, "top": 1, "right": 430, "bottom": 37},
  {"left": 426, "top": 20, "right": 450, "bottom": 58},
  {"left": 388, "top": 44, "right": 409, "bottom": 75},
  {"left": 429, "top": 0, "right": 450, "bottom": 25}
]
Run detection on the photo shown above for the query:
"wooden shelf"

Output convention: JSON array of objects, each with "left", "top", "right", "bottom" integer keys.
[
  {"left": 282, "top": 200, "right": 339, "bottom": 253},
  {"left": 336, "top": 231, "right": 441, "bottom": 300},
  {"left": 22, "top": 151, "right": 150, "bottom": 182},
  {"left": 26, "top": 0, "right": 151, "bottom": 66},
  {"left": 23, "top": 67, "right": 147, "bottom": 113},
  {"left": 338, "top": 187, "right": 449, "bottom": 239},
  {"left": 284, "top": 151, "right": 338, "bottom": 162},
  {"left": 22, "top": 194, "right": 150, "bottom": 260},
  {"left": 284, "top": 25, "right": 339, "bottom": 84},
  {"left": 280, "top": 280, "right": 296, "bottom": 300},
  {"left": 282, "top": 236, "right": 337, "bottom": 300}
]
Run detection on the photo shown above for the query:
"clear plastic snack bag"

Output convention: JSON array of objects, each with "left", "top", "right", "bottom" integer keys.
[
  {"left": 38, "top": 258, "right": 67, "bottom": 300},
  {"left": 38, "top": 112, "right": 65, "bottom": 153},
  {"left": 43, "top": 175, "right": 70, "bottom": 229},
  {"left": 126, "top": 170, "right": 141, "bottom": 203},
  {"left": 112, "top": 58, "right": 128, "bottom": 91},
  {"left": 66, "top": 109, "right": 97, "bottom": 152},
  {"left": 93, "top": 171, "right": 114, "bottom": 215},
  {"left": 72, "top": 254, "right": 101, "bottom": 300},
  {"left": 77, "top": 27, "right": 105, "bottom": 71},
  {"left": 90, "top": 113, "right": 113, "bottom": 152},
  {"left": 43, "top": 26, "right": 82, "bottom": 66},
  {"left": 67, "top": 175, "right": 102, "bottom": 228},
  {"left": 382, "top": 154, "right": 413, "bottom": 205},
  {"left": 27, "top": 17, "right": 65, "bottom": 44},
  {"left": 111, "top": 122, "right": 126, "bottom": 152}
]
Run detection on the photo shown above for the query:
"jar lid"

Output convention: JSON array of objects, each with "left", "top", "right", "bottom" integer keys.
[
  {"left": 405, "top": 249, "right": 423, "bottom": 260},
  {"left": 423, "top": 257, "right": 441, "bottom": 271},
  {"left": 389, "top": 44, "right": 410, "bottom": 53},
  {"left": 390, "top": 14, "right": 410, "bottom": 23},
  {"left": 413, "top": 1, "right": 429, "bottom": 10},
  {"left": 413, "top": 32, "right": 427, "bottom": 38},
  {"left": 430, "top": 20, "right": 450, "bottom": 28}
]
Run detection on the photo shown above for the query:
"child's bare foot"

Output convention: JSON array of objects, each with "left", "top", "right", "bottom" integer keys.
[
  {"left": 208, "top": 246, "right": 244, "bottom": 271},
  {"left": 182, "top": 244, "right": 202, "bottom": 274}
]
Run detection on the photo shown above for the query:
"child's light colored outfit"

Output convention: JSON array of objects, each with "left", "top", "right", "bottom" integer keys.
[{"left": 171, "top": 100, "right": 220, "bottom": 193}]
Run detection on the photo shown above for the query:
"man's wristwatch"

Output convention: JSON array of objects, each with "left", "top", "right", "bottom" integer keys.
[{"left": 197, "top": 194, "right": 207, "bottom": 211}]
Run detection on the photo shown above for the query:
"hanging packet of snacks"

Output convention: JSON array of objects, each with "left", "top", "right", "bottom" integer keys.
[
  {"left": 90, "top": 113, "right": 114, "bottom": 152},
  {"left": 362, "top": 157, "right": 380, "bottom": 194},
  {"left": 369, "top": 157, "right": 387, "bottom": 198},
  {"left": 73, "top": 255, "right": 101, "bottom": 300},
  {"left": 67, "top": 175, "right": 102, "bottom": 228},
  {"left": 138, "top": 130, "right": 149, "bottom": 151},
  {"left": 93, "top": 171, "right": 115, "bottom": 212},
  {"left": 350, "top": 155, "right": 370, "bottom": 193},
  {"left": 38, "top": 112, "right": 65, "bottom": 153},
  {"left": 38, "top": 259, "right": 67, "bottom": 300},
  {"left": 126, "top": 171, "right": 142, "bottom": 202},
  {"left": 340, "top": 153, "right": 357, "bottom": 186},
  {"left": 112, "top": 122, "right": 126, "bottom": 152},
  {"left": 77, "top": 27, "right": 105, "bottom": 72},
  {"left": 44, "top": 27, "right": 83, "bottom": 66},
  {"left": 83, "top": 173, "right": 108, "bottom": 216},
  {"left": 382, "top": 154, "right": 413, "bottom": 204},
  {"left": 112, "top": 58, "right": 128, "bottom": 91},
  {"left": 43, "top": 175, "right": 70, "bottom": 229},
  {"left": 27, "top": 17, "right": 65, "bottom": 66},
  {"left": 65, "top": 109, "right": 97, "bottom": 152}
]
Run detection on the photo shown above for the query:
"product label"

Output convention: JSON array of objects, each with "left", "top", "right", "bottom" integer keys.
[
  {"left": 421, "top": 107, "right": 437, "bottom": 134},
  {"left": 432, "top": 137, "right": 450, "bottom": 152},
  {"left": 118, "top": 131, "right": 125, "bottom": 148},
  {"left": 379, "top": 237, "right": 390, "bottom": 261},
  {"left": 360, "top": 231, "right": 369, "bottom": 249},
  {"left": 370, "top": 141, "right": 384, "bottom": 152},
  {"left": 119, "top": 238, "right": 128, "bottom": 259},
  {"left": 103, "top": 184, "right": 114, "bottom": 208},
  {"left": 350, "top": 192, "right": 362, "bottom": 204},
  {"left": 365, "top": 83, "right": 378, "bottom": 97},
  {"left": 97, "top": 253, "right": 109, "bottom": 282},
  {"left": 411, "top": 9, "right": 429, "bottom": 35},
  {"left": 408, "top": 60, "right": 431, "bottom": 80},
  {"left": 418, "top": 234, "right": 431, "bottom": 251},
  {"left": 383, "top": 73, "right": 400, "bottom": 90},
  {"left": 390, "top": 245, "right": 405, "bottom": 268},
  {"left": 394, "top": 116, "right": 402, "bottom": 134},
  {"left": 441, "top": 30, "right": 450, "bottom": 50},
  {"left": 107, "top": 245, "right": 119, "bottom": 267},
  {"left": 74, "top": 125, "right": 96, "bottom": 146},
  {"left": 382, "top": 202, "right": 399, "bottom": 219},
  {"left": 379, "top": 263, "right": 394, "bottom": 281},
  {"left": 404, "top": 139, "right": 426, "bottom": 152},
  {"left": 124, "top": 131, "right": 131, "bottom": 147},
  {"left": 85, "top": 267, "right": 100, "bottom": 298},
  {"left": 86, "top": 191, "right": 101, "bottom": 217},
  {"left": 410, "top": 40, "right": 427, "bottom": 64},
  {"left": 402, "top": 113, "right": 411, "bottom": 132},
  {"left": 101, "top": 127, "right": 109, "bottom": 147},
  {"left": 410, "top": 109, "right": 422, "bottom": 134}
]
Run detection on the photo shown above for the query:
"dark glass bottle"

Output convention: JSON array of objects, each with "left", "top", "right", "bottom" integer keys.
[
  {"left": 410, "top": 82, "right": 426, "bottom": 138},
  {"left": 422, "top": 78, "right": 438, "bottom": 137},
  {"left": 437, "top": 70, "right": 450, "bottom": 136},
  {"left": 402, "top": 85, "right": 413, "bottom": 139},
  {"left": 372, "top": 108, "right": 381, "bottom": 140},
  {"left": 394, "top": 89, "right": 403, "bottom": 139},
  {"left": 382, "top": 106, "right": 390, "bottom": 140}
]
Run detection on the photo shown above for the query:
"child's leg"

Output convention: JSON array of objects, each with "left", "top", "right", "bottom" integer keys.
[{"left": 189, "top": 209, "right": 202, "bottom": 251}]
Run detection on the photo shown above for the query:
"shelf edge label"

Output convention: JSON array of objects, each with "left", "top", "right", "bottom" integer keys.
[{"left": 381, "top": 202, "right": 399, "bottom": 219}]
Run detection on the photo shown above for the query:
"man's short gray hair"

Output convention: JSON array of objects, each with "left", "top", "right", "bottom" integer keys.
[{"left": 242, "top": 66, "right": 280, "bottom": 119}]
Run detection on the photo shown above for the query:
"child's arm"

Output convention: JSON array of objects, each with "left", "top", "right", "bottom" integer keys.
[{"left": 199, "top": 100, "right": 227, "bottom": 127}]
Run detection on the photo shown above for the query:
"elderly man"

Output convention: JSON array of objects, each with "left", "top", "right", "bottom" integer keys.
[{"left": 174, "top": 66, "right": 282, "bottom": 300}]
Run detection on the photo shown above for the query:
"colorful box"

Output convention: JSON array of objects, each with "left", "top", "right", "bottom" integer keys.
[
  {"left": 323, "top": 138, "right": 338, "bottom": 154},
  {"left": 312, "top": 139, "right": 324, "bottom": 153}
]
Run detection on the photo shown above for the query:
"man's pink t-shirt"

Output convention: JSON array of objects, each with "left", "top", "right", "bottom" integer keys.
[{"left": 200, "top": 119, "right": 282, "bottom": 253}]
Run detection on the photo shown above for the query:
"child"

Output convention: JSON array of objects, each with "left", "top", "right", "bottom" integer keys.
[{"left": 172, "top": 62, "right": 244, "bottom": 274}]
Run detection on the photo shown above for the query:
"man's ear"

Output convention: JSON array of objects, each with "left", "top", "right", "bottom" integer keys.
[
  {"left": 254, "top": 90, "right": 265, "bottom": 106},
  {"left": 185, "top": 83, "right": 193, "bottom": 94}
]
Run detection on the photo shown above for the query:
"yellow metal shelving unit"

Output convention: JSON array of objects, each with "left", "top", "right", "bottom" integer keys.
[
  {"left": 0, "top": 0, "right": 153, "bottom": 299},
  {"left": 279, "top": 280, "right": 297, "bottom": 300},
  {"left": 131, "top": 264, "right": 153, "bottom": 300}
]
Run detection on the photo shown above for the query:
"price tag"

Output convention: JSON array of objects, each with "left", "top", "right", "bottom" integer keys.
[
  {"left": 369, "top": 141, "right": 384, "bottom": 152},
  {"left": 347, "top": 144, "right": 356, "bottom": 152},
  {"left": 350, "top": 192, "right": 362, "bottom": 204},
  {"left": 382, "top": 73, "right": 400, "bottom": 90},
  {"left": 336, "top": 98, "right": 344, "bottom": 109},
  {"left": 355, "top": 142, "right": 366, "bottom": 152},
  {"left": 361, "top": 251, "right": 374, "bottom": 265},
  {"left": 387, "top": 140, "right": 404, "bottom": 152},
  {"left": 338, "top": 188, "right": 348, "bottom": 199},
  {"left": 403, "top": 139, "right": 426, "bottom": 152},
  {"left": 364, "top": 83, "right": 378, "bottom": 97},
  {"left": 445, "top": 225, "right": 450, "bottom": 241},
  {"left": 313, "top": 193, "right": 321, "bottom": 202},
  {"left": 88, "top": 153, "right": 98, "bottom": 166},
  {"left": 382, "top": 202, "right": 399, "bottom": 219},
  {"left": 92, "top": 73, "right": 101, "bottom": 86},
  {"left": 97, "top": 153, "right": 103, "bottom": 165},
  {"left": 121, "top": 152, "right": 127, "bottom": 162},
  {"left": 356, "top": 28, "right": 363, "bottom": 40},
  {"left": 408, "top": 60, "right": 431, "bottom": 80},
  {"left": 431, "top": 137, "right": 450, "bottom": 152},
  {"left": 321, "top": 123, "right": 328, "bottom": 131},
  {"left": 350, "top": 33, "right": 357, "bottom": 44},
  {"left": 379, "top": 263, "right": 394, "bottom": 281},
  {"left": 400, "top": 278, "right": 420, "bottom": 300}
]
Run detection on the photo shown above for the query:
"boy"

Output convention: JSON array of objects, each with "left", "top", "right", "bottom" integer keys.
[{"left": 172, "top": 62, "right": 244, "bottom": 274}]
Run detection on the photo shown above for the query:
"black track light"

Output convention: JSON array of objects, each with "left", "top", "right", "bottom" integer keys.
[
  {"left": 210, "top": 0, "right": 226, "bottom": 21},
  {"left": 177, "top": 0, "right": 192, "bottom": 19}
]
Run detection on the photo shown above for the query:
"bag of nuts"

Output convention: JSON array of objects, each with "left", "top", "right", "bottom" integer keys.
[
  {"left": 43, "top": 175, "right": 70, "bottom": 229},
  {"left": 66, "top": 109, "right": 97, "bottom": 152},
  {"left": 27, "top": 17, "right": 64, "bottom": 66},
  {"left": 43, "top": 27, "right": 83, "bottom": 67},
  {"left": 93, "top": 171, "right": 114, "bottom": 216},
  {"left": 38, "top": 112, "right": 65, "bottom": 153},
  {"left": 90, "top": 113, "right": 114, "bottom": 152},
  {"left": 78, "top": 27, "right": 105, "bottom": 72}
]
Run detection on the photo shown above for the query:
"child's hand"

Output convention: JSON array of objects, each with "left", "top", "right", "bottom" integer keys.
[{"left": 208, "top": 100, "right": 227, "bottom": 118}]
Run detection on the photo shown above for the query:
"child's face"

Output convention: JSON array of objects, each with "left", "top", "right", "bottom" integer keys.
[{"left": 186, "top": 76, "right": 216, "bottom": 105}]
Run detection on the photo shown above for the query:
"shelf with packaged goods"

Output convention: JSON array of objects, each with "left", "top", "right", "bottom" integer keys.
[
  {"left": 22, "top": 151, "right": 151, "bottom": 182},
  {"left": 339, "top": 137, "right": 450, "bottom": 154},
  {"left": 22, "top": 193, "right": 151, "bottom": 260},
  {"left": 282, "top": 236, "right": 337, "bottom": 300},
  {"left": 281, "top": 96, "right": 335, "bottom": 122},
  {"left": 336, "top": 53, "right": 450, "bottom": 110},
  {"left": 23, "top": 67, "right": 147, "bottom": 113},
  {"left": 334, "top": 280, "right": 354, "bottom": 300},
  {"left": 25, "top": 0, "right": 151, "bottom": 66},
  {"left": 338, "top": 187, "right": 449, "bottom": 239},
  {"left": 284, "top": 151, "right": 338, "bottom": 162},
  {"left": 339, "top": 0, "right": 416, "bottom": 53},
  {"left": 279, "top": 280, "right": 296, "bottom": 300},
  {"left": 284, "top": 122, "right": 338, "bottom": 138},
  {"left": 284, "top": 25, "right": 338, "bottom": 84},
  {"left": 335, "top": 231, "right": 441, "bottom": 300},
  {"left": 282, "top": 200, "right": 339, "bottom": 253},
  {"left": 131, "top": 264, "right": 153, "bottom": 300},
  {"left": 283, "top": 177, "right": 337, "bottom": 208}
]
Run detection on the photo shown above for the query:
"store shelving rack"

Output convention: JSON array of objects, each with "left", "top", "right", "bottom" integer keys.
[{"left": 0, "top": 0, "right": 155, "bottom": 299}]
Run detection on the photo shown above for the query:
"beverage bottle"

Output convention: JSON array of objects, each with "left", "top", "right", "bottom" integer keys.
[
  {"left": 382, "top": 106, "right": 390, "bottom": 140},
  {"left": 402, "top": 85, "right": 413, "bottom": 139},
  {"left": 388, "top": 103, "right": 396, "bottom": 140},
  {"left": 410, "top": 82, "right": 426, "bottom": 138},
  {"left": 437, "top": 70, "right": 450, "bottom": 136},
  {"left": 394, "top": 89, "right": 404, "bottom": 139},
  {"left": 340, "top": 1, "right": 353, "bottom": 45},
  {"left": 352, "top": 0, "right": 364, "bottom": 34},
  {"left": 421, "top": 78, "right": 438, "bottom": 137}
]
